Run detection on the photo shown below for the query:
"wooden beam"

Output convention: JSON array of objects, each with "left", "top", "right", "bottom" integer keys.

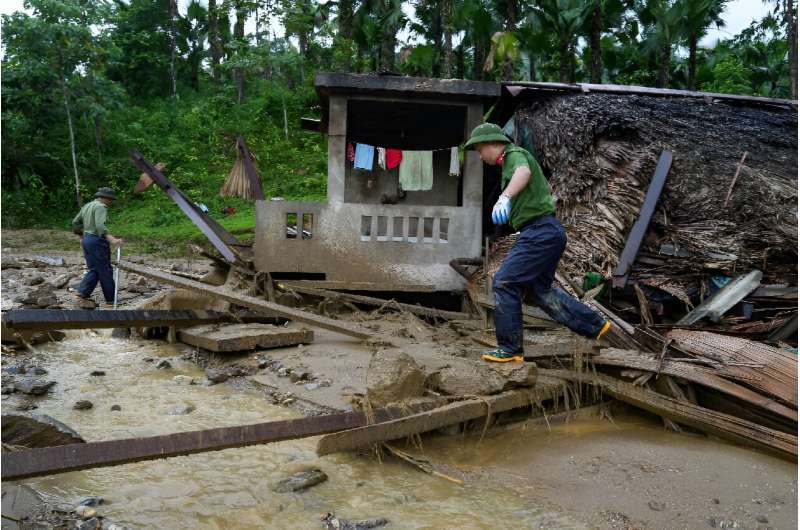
[
  {"left": 591, "top": 349, "right": 797, "bottom": 422},
  {"left": 317, "top": 378, "right": 564, "bottom": 456},
  {"left": 612, "top": 151, "right": 673, "bottom": 288},
  {"left": 282, "top": 284, "right": 471, "bottom": 321},
  {"left": 116, "top": 263, "right": 373, "bottom": 340},
  {"left": 280, "top": 280, "right": 436, "bottom": 292},
  {"left": 1, "top": 309, "right": 236, "bottom": 331},
  {"left": 1, "top": 403, "right": 440, "bottom": 481},
  {"left": 178, "top": 324, "right": 313, "bottom": 352},
  {"left": 540, "top": 369, "right": 797, "bottom": 461}
]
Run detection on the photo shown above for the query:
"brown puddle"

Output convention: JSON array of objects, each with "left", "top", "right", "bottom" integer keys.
[{"left": 7, "top": 332, "right": 591, "bottom": 529}]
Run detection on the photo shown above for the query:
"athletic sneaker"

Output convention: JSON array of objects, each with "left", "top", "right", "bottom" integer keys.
[
  {"left": 481, "top": 349, "right": 524, "bottom": 363},
  {"left": 596, "top": 320, "right": 612, "bottom": 340}
]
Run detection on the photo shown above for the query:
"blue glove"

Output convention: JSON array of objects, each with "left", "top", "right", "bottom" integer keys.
[{"left": 491, "top": 194, "right": 512, "bottom": 225}]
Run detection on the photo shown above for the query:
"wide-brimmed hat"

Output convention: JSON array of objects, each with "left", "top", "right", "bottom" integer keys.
[
  {"left": 464, "top": 123, "right": 511, "bottom": 149},
  {"left": 94, "top": 187, "right": 117, "bottom": 200}
]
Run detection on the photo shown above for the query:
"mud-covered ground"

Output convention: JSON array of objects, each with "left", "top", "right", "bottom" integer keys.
[{"left": 2, "top": 229, "right": 797, "bottom": 529}]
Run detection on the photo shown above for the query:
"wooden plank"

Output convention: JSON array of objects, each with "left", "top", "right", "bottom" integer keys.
[
  {"left": 1, "top": 402, "right": 441, "bottom": 481},
  {"left": 116, "top": 263, "right": 372, "bottom": 340},
  {"left": 317, "top": 379, "right": 564, "bottom": 456},
  {"left": 316, "top": 72, "right": 500, "bottom": 100},
  {"left": 591, "top": 348, "right": 797, "bottom": 422},
  {"left": 178, "top": 323, "right": 313, "bottom": 352},
  {"left": 281, "top": 280, "right": 436, "bottom": 292},
  {"left": 282, "top": 284, "right": 471, "bottom": 321},
  {"left": 540, "top": 369, "right": 797, "bottom": 461},
  {"left": 611, "top": 150, "right": 673, "bottom": 288},
  {"left": 2, "top": 309, "right": 235, "bottom": 331}
]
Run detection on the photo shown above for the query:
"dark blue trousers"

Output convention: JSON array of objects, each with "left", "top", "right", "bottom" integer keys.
[
  {"left": 78, "top": 234, "right": 115, "bottom": 303},
  {"left": 493, "top": 216, "right": 605, "bottom": 353}
]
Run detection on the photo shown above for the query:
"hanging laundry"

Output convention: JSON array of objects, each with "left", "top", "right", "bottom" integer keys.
[
  {"left": 449, "top": 146, "right": 460, "bottom": 177},
  {"left": 399, "top": 150, "right": 434, "bottom": 191},
  {"left": 377, "top": 147, "right": 387, "bottom": 170},
  {"left": 386, "top": 149, "right": 403, "bottom": 170},
  {"left": 354, "top": 143, "right": 374, "bottom": 170},
  {"left": 346, "top": 143, "right": 355, "bottom": 162}
]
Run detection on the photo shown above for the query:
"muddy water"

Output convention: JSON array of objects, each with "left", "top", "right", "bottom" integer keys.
[{"left": 11, "top": 332, "right": 589, "bottom": 529}]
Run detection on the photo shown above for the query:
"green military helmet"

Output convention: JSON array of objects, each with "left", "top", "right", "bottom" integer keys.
[
  {"left": 464, "top": 122, "right": 511, "bottom": 149},
  {"left": 94, "top": 187, "right": 117, "bottom": 200}
]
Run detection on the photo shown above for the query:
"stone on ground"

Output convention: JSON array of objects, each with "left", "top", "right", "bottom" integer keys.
[{"left": 365, "top": 350, "right": 426, "bottom": 407}]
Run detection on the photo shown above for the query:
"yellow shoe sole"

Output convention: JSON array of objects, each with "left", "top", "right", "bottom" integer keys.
[
  {"left": 596, "top": 320, "right": 612, "bottom": 340},
  {"left": 481, "top": 353, "right": 524, "bottom": 363}
]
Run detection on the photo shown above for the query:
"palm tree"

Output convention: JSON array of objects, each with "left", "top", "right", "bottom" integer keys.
[
  {"left": 353, "top": 0, "right": 406, "bottom": 71},
  {"left": 530, "top": 0, "right": 593, "bottom": 83},
  {"left": 638, "top": 0, "right": 683, "bottom": 87},
  {"left": 678, "top": 0, "right": 726, "bottom": 90},
  {"left": 583, "top": 0, "right": 629, "bottom": 83}
]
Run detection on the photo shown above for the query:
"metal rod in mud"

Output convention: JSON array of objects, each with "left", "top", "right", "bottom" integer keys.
[{"left": 1, "top": 403, "right": 442, "bottom": 481}]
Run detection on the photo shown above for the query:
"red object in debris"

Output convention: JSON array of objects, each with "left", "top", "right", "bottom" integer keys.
[
  {"left": 221, "top": 206, "right": 236, "bottom": 216},
  {"left": 346, "top": 143, "right": 355, "bottom": 162}
]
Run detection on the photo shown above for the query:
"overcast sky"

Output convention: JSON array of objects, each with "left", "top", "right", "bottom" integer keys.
[{"left": 0, "top": 0, "right": 773, "bottom": 49}]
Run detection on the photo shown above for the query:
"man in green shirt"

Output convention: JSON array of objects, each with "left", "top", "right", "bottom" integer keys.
[
  {"left": 72, "top": 187, "right": 123, "bottom": 305},
  {"left": 465, "top": 123, "right": 610, "bottom": 363}
]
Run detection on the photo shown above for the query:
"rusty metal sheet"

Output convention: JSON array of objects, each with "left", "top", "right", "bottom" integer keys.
[{"left": 1, "top": 403, "right": 440, "bottom": 481}]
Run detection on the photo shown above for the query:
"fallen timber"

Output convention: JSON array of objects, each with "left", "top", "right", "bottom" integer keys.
[
  {"left": 316, "top": 376, "right": 565, "bottom": 456},
  {"left": 590, "top": 348, "right": 797, "bottom": 422},
  {"left": 116, "top": 262, "right": 372, "bottom": 340},
  {"left": 540, "top": 369, "right": 797, "bottom": 461},
  {"left": 1, "top": 402, "right": 443, "bottom": 481},
  {"left": 1, "top": 309, "right": 244, "bottom": 332},
  {"left": 281, "top": 283, "right": 471, "bottom": 321}
]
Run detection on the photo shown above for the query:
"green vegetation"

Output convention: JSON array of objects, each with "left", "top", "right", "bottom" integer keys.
[{"left": 1, "top": 0, "right": 796, "bottom": 250}]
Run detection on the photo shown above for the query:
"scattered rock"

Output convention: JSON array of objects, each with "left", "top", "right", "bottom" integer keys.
[
  {"left": 89, "top": 370, "right": 106, "bottom": 377},
  {"left": 648, "top": 500, "right": 665, "bottom": 511},
  {"left": 110, "top": 405, "right": 122, "bottom": 411},
  {"left": 73, "top": 505, "right": 96, "bottom": 520},
  {"left": 106, "top": 524, "right": 126, "bottom": 530},
  {"left": 319, "top": 379, "right": 332, "bottom": 387},
  {"left": 365, "top": 350, "right": 426, "bottom": 407},
  {"left": 36, "top": 295, "right": 58, "bottom": 308},
  {"left": 126, "top": 276, "right": 150, "bottom": 293},
  {"left": 277, "top": 367, "right": 290, "bottom": 377},
  {"left": 78, "top": 496, "right": 104, "bottom": 507},
  {"left": 205, "top": 368, "right": 229, "bottom": 384},
  {"left": 304, "top": 382, "right": 320, "bottom": 391},
  {"left": 143, "top": 357, "right": 154, "bottom": 363},
  {"left": 5, "top": 365, "right": 27, "bottom": 375},
  {"left": 290, "top": 371, "right": 311, "bottom": 383},
  {"left": 1, "top": 385, "right": 16, "bottom": 395},
  {"left": 273, "top": 469, "right": 328, "bottom": 493},
  {"left": 1, "top": 414, "right": 84, "bottom": 446},
  {"left": 73, "top": 400, "right": 94, "bottom": 410},
  {"left": 24, "top": 274, "right": 45, "bottom": 286},
  {"left": 429, "top": 359, "right": 537, "bottom": 396},
  {"left": 48, "top": 273, "right": 74, "bottom": 289},
  {"left": 257, "top": 359, "right": 271, "bottom": 370},
  {"left": 755, "top": 515, "right": 769, "bottom": 523},
  {"left": 76, "top": 517, "right": 101, "bottom": 529},
  {"left": 173, "top": 375, "right": 195, "bottom": 385},
  {"left": 169, "top": 403, "right": 195, "bottom": 415},
  {"left": 321, "top": 512, "right": 388, "bottom": 529},
  {"left": 155, "top": 359, "right": 172, "bottom": 370},
  {"left": 712, "top": 498, "right": 720, "bottom": 505},
  {"left": 29, "top": 366, "right": 47, "bottom": 376},
  {"left": 15, "top": 379, "right": 56, "bottom": 396},
  {"left": 14, "top": 401, "right": 37, "bottom": 411}
]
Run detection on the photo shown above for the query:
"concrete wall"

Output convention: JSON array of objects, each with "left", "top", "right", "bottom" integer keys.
[{"left": 253, "top": 94, "right": 486, "bottom": 291}]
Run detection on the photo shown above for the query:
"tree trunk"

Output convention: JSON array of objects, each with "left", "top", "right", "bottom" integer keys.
[
  {"left": 787, "top": 0, "right": 798, "bottom": 99},
  {"left": 473, "top": 37, "right": 486, "bottom": 80},
  {"left": 506, "top": 0, "right": 518, "bottom": 30},
  {"left": 380, "top": 29, "right": 396, "bottom": 71},
  {"left": 568, "top": 40, "right": 577, "bottom": 83},
  {"left": 529, "top": 55, "right": 536, "bottom": 81},
  {"left": 590, "top": 3, "right": 603, "bottom": 83},
  {"left": 431, "top": 1, "right": 443, "bottom": 77},
  {"left": 688, "top": 32, "right": 698, "bottom": 91},
  {"left": 456, "top": 43, "right": 466, "bottom": 79},
  {"left": 559, "top": 39, "right": 569, "bottom": 83},
  {"left": 299, "top": 33, "right": 308, "bottom": 85},
  {"left": 93, "top": 116, "right": 103, "bottom": 163},
  {"left": 169, "top": 0, "right": 178, "bottom": 98},
  {"left": 59, "top": 74, "right": 81, "bottom": 208},
  {"left": 441, "top": 0, "right": 454, "bottom": 78},
  {"left": 234, "top": 0, "right": 246, "bottom": 103},
  {"left": 658, "top": 43, "right": 671, "bottom": 88},
  {"left": 338, "top": 0, "right": 355, "bottom": 39},
  {"left": 208, "top": 0, "right": 223, "bottom": 82}
]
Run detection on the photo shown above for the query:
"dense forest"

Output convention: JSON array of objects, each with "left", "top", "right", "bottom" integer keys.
[{"left": 1, "top": 0, "right": 796, "bottom": 248}]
